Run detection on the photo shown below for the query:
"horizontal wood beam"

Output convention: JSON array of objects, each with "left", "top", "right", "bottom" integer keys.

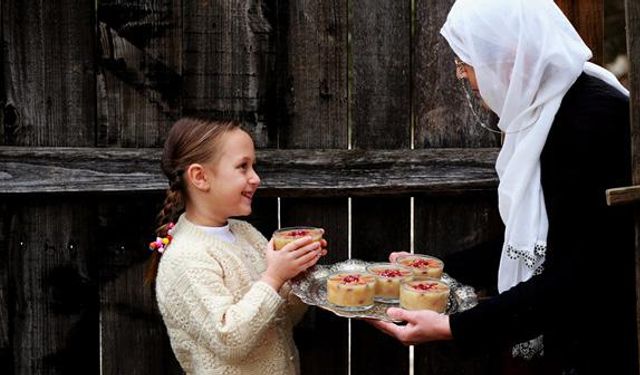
[
  {"left": 0, "top": 147, "right": 499, "bottom": 196},
  {"left": 607, "top": 186, "right": 640, "bottom": 206}
]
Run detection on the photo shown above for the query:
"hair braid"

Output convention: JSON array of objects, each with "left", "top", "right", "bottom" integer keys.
[{"left": 146, "top": 183, "right": 184, "bottom": 285}]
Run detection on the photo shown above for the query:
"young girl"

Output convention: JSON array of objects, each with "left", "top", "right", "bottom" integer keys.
[{"left": 147, "top": 118, "right": 325, "bottom": 374}]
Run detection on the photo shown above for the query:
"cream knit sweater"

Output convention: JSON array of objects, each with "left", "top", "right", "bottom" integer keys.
[{"left": 156, "top": 214, "right": 308, "bottom": 375}]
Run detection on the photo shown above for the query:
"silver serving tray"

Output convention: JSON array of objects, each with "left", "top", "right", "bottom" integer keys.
[{"left": 291, "top": 259, "right": 478, "bottom": 322}]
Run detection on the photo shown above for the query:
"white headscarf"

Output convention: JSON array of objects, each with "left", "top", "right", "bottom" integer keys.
[{"left": 441, "top": 0, "right": 628, "bottom": 295}]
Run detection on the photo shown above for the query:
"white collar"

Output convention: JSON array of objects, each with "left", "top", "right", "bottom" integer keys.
[{"left": 195, "top": 223, "right": 236, "bottom": 244}]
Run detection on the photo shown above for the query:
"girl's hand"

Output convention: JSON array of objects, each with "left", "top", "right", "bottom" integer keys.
[
  {"left": 389, "top": 251, "right": 411, "bottom": 263},
  {"left": 319, "top": 238, "right": 328, "bottom": 257},
  {"left": 261, "top": 236, "right": 323, "bottom": 291}
]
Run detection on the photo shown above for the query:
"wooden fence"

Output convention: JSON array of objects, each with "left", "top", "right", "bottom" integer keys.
[{"left": 0, "top": 0, "right": 635, "bottom": 374}]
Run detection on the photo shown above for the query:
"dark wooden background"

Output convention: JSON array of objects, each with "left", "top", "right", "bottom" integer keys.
[{"left": 0, "top": 0, "right": 634, "bottom": 374}]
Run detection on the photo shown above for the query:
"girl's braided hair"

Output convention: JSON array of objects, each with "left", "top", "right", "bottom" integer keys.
[{"left": 145, "top": 117, "right": 241, "bottom": 284}]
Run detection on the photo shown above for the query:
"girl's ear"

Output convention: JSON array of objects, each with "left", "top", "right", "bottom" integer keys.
[{"left": 186, "top": 163, "right": 209, "bottom": 191}]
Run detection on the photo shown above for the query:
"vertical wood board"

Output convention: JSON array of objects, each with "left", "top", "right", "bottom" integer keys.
[
  {"left": 414, "top": 0, "right": 500, "bottom": 148},
  {"left": 9, "top": 198, "right": 99, "bottom": 374},
  {"left": 282, "top": 198, "right": 349, "bottom": 375},
  {"left": 97, "top": 0, "right": 183, "bottom": 147},
  {"left": 556, "top": 0, "right": 604, "bottom": 65},
  {"left": 280, "top": 0, "right": 348, "bottom": 148},
  {"left": 182, "top": 0, "right": 274, "bottom": 146},
  {"left": 98, "top": 194, "right": 182, "bottom": 375},
  {"left": 1, "top": 0, "right": 95, "bottom": 146},
  {"left": 0, "top": 200, "right": 11, "bottom": 371},
  {"left": 351, "top": 0, "right": 411, "bottom": 149},
  {"left": 350, "top": 197, "right": 411, "bottom": 375},
  {"left": 413, "top": 194, "right": 503, "bottom": 375},
  {"left": 625, "top": 0, "right": 640, "bottom": 371}
]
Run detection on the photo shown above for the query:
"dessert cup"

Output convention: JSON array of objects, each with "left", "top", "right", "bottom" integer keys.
[
  {"left": 273, "top": 226, "right": 324, "bottom": 250},
  {"left": 399, "top": 277, "right": 450, "bottom": 313},
  {"left": 326, "top": 272, "right": 376, "bottom": 311},
  {"left": 365, "top": 263, "right": 413, "bottom": 303},
  {"left": 395, "top": 254, "right": 444, "bottom": 279}
]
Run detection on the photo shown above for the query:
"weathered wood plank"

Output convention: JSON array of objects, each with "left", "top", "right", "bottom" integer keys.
[
  {"left": 282, "top": 198, "right": 349, "bottom": 375},
  {"left": 98, "top": 195, "right": 182, "bottom": 375},
  {"left": 627, "top": 0, "right": 640, "bottom": 187},
  {"left": 0, "top": 200, "right": 10, "bottom": 370},
  {"left": 625, "top": 0, "right": 640, "bottom": 371},
  {"left": 351, "top": 197, "right": 411, "bottom": 374},
  {"left": 1, "top": 0, "right": 95, "bottom": 146},
  {"left": 351, "top": 1, "right": 411, "bottom": 367},
  {"left": 556, "top": 0, "right": 604, "bottom": 65},
  {"left": 413, "top": 1, "right": 504, "bottom": 372},
  {"left": 182, "top": 0, "right": 274, "bottom": 147},
  {"left": 279, "top": 0, "right": 348, "bottom": 148},
  {"left": 414, "top": 0, "right": 500, "bottom": 148},
  {"left": 607, "top": 185, "right": 640, "bottom": 206},
  {"left": 351, "top": 0, "right": 411, "bottom": 149},
  {"left": 414, "top": 193, "right": 503, "bottom": 375},
  {"left": 96, "top": 0, "right": 182, "bottom": 147},
  {"left": 0, "top": 147, "right": 499, "bottom": 195},
  {"left": 277, "top": 1, "right": 349, "bottom": 368},
  {"left": 278, "top": 1, "right": 349, "bottom": 368},
  {"left": 8, "top": 197, "right": 99, "bottom": 373}
]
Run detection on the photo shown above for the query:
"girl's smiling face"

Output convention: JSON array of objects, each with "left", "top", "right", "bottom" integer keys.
[{"left": 205, "top": 128, "right": 261, "bottom": 224}]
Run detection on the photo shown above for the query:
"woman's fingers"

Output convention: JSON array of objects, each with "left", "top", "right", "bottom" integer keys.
[
  {"left": 389, "top": 251, "right": 411, "bottom": 263},
  {"left": 367, "top": 319, "right": 410, "bottom": 343}
]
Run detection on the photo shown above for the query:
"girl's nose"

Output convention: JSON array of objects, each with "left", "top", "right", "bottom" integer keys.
[{"left": 250, "top": 169, "right": 261, "bottom": 185}]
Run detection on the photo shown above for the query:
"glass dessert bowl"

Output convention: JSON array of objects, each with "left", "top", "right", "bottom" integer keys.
[
  {"left": 399, "top": 277, "right": 450, "bottom": 313},
  {"left": 395, "top": 254, "right": 444, "bottom": 279},
  {"left": 365, "top": 263, "right": 413, "bottom": 303},
  {"left": 272, "top": 226, "right": 324, "bottom": 250},
  {"left": 326, "top": 272, "right": 376, "bottom": 311}
]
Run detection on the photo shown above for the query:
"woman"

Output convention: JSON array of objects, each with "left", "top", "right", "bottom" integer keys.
[{"left": 370, "top": 0, "right": 636, "bottom": 373}]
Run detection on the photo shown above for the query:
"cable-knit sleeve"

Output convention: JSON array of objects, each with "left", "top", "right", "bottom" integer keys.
[
  {"left": 240, "top": 222, "right": 309, "bottom": 323},
  {"left": 160, "top": 259, "right": 284, "bottom": 363}
]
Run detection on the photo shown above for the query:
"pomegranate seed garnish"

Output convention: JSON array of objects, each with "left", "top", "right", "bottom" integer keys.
[
  {"left": 410, "top": 259, "right": 435, "bottom": 268},
  {"left": 342, "top": 275, "right": 361, "bottom": 284},
  {"left": 413, "top": 282, "right": 438, "bottom": 291},
  {"left": 379, "top": 269, "right": 403, "bottom": 278}
]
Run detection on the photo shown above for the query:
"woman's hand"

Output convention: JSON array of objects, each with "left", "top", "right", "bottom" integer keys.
[
  {"left": 389, "top": 251, "right": 411, "bottom": 263},
  {"left": 367, "top": 307, "right": 453, "bottom": 346},
  {"left": 261, "top": 236, "right": 324, "bottom": 291}
]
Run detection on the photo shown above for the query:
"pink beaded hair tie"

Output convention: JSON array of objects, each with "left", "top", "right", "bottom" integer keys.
[{"left": 148, "top": 222, "right": 175, "bottom": 254}]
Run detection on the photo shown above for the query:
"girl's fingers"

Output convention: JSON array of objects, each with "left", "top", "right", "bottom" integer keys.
[
  {"left": 280, "top": 236, "right": 315, "bottom": 252},
  {"left": 289, "top": 241, "right": 321, "bottom": 258},
  {"left": 296, "top": 247, "right": 322, "bottom": 267}
]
